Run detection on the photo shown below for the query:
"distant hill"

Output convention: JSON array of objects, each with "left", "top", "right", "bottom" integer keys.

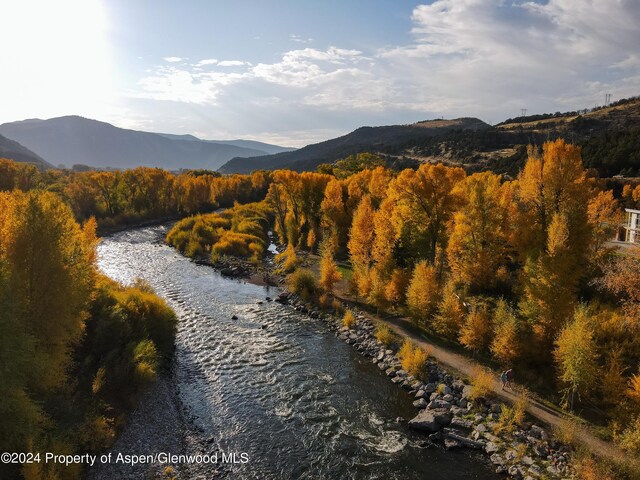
[
  {"left": 218, "top": 118, "right": 490, "bottom": 174},
  {"left": 0, "top": 116, "right": 291, "bottom": 170},
  {"left": 0, "top": 133, "right": 52, "bottom": 169},
  {"left": 219, "top": 97, "right": 640, "bottom": 177},
  {"left": 157, "top": 133, "right": 295, "bottom": 155}
]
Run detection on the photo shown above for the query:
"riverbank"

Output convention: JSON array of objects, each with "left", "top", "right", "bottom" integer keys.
[{"left": 272, "top": 290, "right": 575, "bottom": 480}]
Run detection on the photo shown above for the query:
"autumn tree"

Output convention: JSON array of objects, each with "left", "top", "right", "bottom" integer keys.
[
  {"left": 459, "top": 303, "right": 492, "bottom": 353},
  {"left": 348, "top": 195, "right": 375, "bottom": 297},
  {"left": 433, "top": 279, "right": 466, "bottom": 338},
  {"left": 490, "top": 299, "right": 520, "bottom": 366},
  {"left": 447, "top": 172, "right": 511, "bottom": 291},
  {"left": 554, "top": 305, "right": 599, "bottom": 410},
  {"left": 389, "top": 163, "right": 465, "bottom": 265},
  {"left": 0, "top": 191, "right": 96, "bottom": 392},
  {"left": 406, "top": 261, "right": 439, "bottom": 325},
  {"left": 320, "top": 178, "right": 348, "bottom": 250},
  {"left": 520, "top": 212, "right": 580, "bottom": 348},
  {"left": 595, "top": 247, "right": 640, "bottom": 320},
  {"left": 513, "top": 141, "right": 596, "bottom": 351},
  {"left": 587, "top": 189, "right": 622, "bottom": 259},
  {"left": 319, "top": 245, "right": 342, "bottom": 294}
]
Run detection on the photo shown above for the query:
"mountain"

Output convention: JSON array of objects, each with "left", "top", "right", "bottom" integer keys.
[
  {"left": 219, "top": 96, "right": 640, "bottom": 177},
  {"left": 157, "top": 133, "right": 295, "bottom": 155},
  {"left": 0, "top": 116, "right": 289, "bottom": 170},
  {"left": 0, "top": 133, "right": 52, "bottom": 169},
  {"left": 218, "top": 118, "right": 490, "bottom": 174}
]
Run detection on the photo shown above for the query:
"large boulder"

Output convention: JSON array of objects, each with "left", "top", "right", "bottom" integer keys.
[{"left": 408, "top": 408, "right": 451, "bottom": 432}]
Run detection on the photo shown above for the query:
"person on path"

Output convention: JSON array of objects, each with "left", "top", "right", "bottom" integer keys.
[{"left": 502, "top": 368, "right": 513, "bottom": 390}]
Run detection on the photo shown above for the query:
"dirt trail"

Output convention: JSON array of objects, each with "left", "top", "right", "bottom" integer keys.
[{"left": 336, "top": 293, "right": 627, "bottom": 464}]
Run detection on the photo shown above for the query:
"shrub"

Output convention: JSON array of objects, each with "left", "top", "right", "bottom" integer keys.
[
  {"left": 343, "top": 310, "right": 356, "bottom": 329},
  {"left": 469, "top": 367, "right": 493, "bottom": 400},
  {"left": 553, "top": 418, "right": 580, "bottom": 447},
  {"left": 375, "top": 324, "right": 394, "bottom": 346},
  {"left": 398, "top": 339, "right": 430, "bottom": 379},
  {"left": 287, "top": 268, "right": 319, "bottom": 299},
  {"left": 574, "top": 455, "right": 617, "bottom": 480},
  {"left": 277, "top": 243, "right": 299, "bottom": 273},
  {"left": 618, "top": 415, "right": 640, "bottom": 454},
  {"left": 493, "top": 396, "right": 527, "bottom": 436}
]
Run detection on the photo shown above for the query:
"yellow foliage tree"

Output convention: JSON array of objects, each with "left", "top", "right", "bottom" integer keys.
[
  {"left": 490, "top": 299, "right": 520, "bottom": 366},
  {"left": 433, "top": 279, "right": 466, "bottom": 338},
  {"left": 459, "top": 303, "right": 492, "bottom": 353},
  {"left": 447, "top": 172, "right": 511, "bottom": 291},
  {"left": 389, "top": 163, "right": 465, "bottom": 264},
  {"left": 319, "top": 248, "right": 341, "bottom": 294},
  {"left": 385, "top": 268, "right": 411, "bottom": 308},
  {"left": 406, "top": 260, "right": 439, "bottom": 324},
  {"left": 554, "top": 305, "right": 599, "bottom": 410}
]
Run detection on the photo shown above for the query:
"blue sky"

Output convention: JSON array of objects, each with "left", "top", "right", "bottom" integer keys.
[{"left": 1, "top": 0, "right": 639, "bottom": 147}]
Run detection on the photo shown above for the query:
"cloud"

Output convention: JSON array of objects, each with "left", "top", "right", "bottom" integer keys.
[
  {"left": 289, "top": 34, "right": 313, "bottom": 44},
  {"left": 196, "top": 58, "right": 218, "bottom": 66},
  {"left": 218, "top": 60, "right": 249, "bottom": 67},
  {"left": 134, "top": 1, "right": 640, "bottom": 143},
  {"left": 163, "top": 56, "right": 182, "bottom": 63}
]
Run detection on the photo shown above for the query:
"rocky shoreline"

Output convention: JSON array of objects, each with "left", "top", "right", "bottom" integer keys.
[{"left": 273, "top": 290, "right": 575, "bottom": 480}]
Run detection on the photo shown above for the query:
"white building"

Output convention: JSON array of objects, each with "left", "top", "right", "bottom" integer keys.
[{"left": 626, "top": 208, "right": 640, "bottom": 243}]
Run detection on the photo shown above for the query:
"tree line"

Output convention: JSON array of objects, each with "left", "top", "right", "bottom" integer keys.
[{"left": 257, "top": 140, "right": 639, "bottom": 454}]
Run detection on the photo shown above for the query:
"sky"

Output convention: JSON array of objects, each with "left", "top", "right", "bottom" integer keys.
[{"left": 1, "top": 0, "right": 639, "bottom": 147}]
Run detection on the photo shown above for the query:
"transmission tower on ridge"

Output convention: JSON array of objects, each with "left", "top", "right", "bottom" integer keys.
[
  {"left": 604, "top": 93, "right": 611, "bottom": 107},
  {"left": 521, "top": 108, "right": 527, "bottom": 118}
]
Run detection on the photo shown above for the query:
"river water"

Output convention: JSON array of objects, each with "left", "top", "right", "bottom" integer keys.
[{"left": 95, "top": 224, "right": 498, "bottom": 480}]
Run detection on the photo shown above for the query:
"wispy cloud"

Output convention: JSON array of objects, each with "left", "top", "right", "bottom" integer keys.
[
  {"left": 218, "top": 60, "right": 250, "bottom": 67},
  {"left": 289, "top": 34, "right": 313, "bottom": 44},
  {"left": 163, "top": 56, "right": 183, "bottom": 63},
  {"left": 196, "top": 58, "right": 218, "bottom": 66}
]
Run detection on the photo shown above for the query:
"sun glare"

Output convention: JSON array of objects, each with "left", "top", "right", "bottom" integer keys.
[{"left": 0, "top": 0, "right": 113, "bottom": 121}]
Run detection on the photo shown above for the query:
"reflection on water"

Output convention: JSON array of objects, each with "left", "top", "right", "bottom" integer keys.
[{"left": 97, "top": 224, "right": 497, "bottom": 480}]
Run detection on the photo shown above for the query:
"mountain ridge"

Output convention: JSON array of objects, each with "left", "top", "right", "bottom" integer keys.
[
  {"left": 219, "top": 97, "right": 640, "bottom": 177},
  {"left": 0, "top": 116, "right": 293, "bottom": 170},
  {"left": 0, "top": 133, "right": 52, "bottom": 169},
  {"left": 218, "top": 117, "right": 490, "bottom": 174}
]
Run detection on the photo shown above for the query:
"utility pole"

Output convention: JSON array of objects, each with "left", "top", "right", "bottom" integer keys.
[
  {"left": 604, "top": 93, "right": 611, "bottom": 107},
  {"left": 521, "top": 108, "right": 527, "bottom": 118}
]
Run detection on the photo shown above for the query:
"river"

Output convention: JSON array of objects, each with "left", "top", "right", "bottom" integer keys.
[{"left": 92, "top": 224, "right": 498, "bottom": 480}]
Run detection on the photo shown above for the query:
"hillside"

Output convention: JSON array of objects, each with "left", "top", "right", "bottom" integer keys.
[
  {"left": 219, "top": 97, "right": 640, "bottom": 177},
  {"left": 218, "top": 117, "right": 490, "bottom": 174},
  {"left": 157, "top": 133, "right": 295, "bottom": 155},
  {"left": 0, "top": 116, "right": 290, "bottom": 170},
  {"left": 0, "top": 133, "right": 52, "bottom": 169}
]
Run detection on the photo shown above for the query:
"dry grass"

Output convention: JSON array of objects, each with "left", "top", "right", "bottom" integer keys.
[
  {"left": 374, "top": 324, "right": 394, "bottom": 346},
  {"left": 469, "top": 367, "right": 493, "bottom": 400},
  {"left": 398, "top": 339, "right": 430, "bottom": 379},
  {"left": 343, "top": 310, "right": 356, "bottom": 329},
  {"left": 553, "top": 417, "right": 581, "bottom": 448},
  {"left": 493, "top": 396, "right": 528, "bottom": 436}
]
